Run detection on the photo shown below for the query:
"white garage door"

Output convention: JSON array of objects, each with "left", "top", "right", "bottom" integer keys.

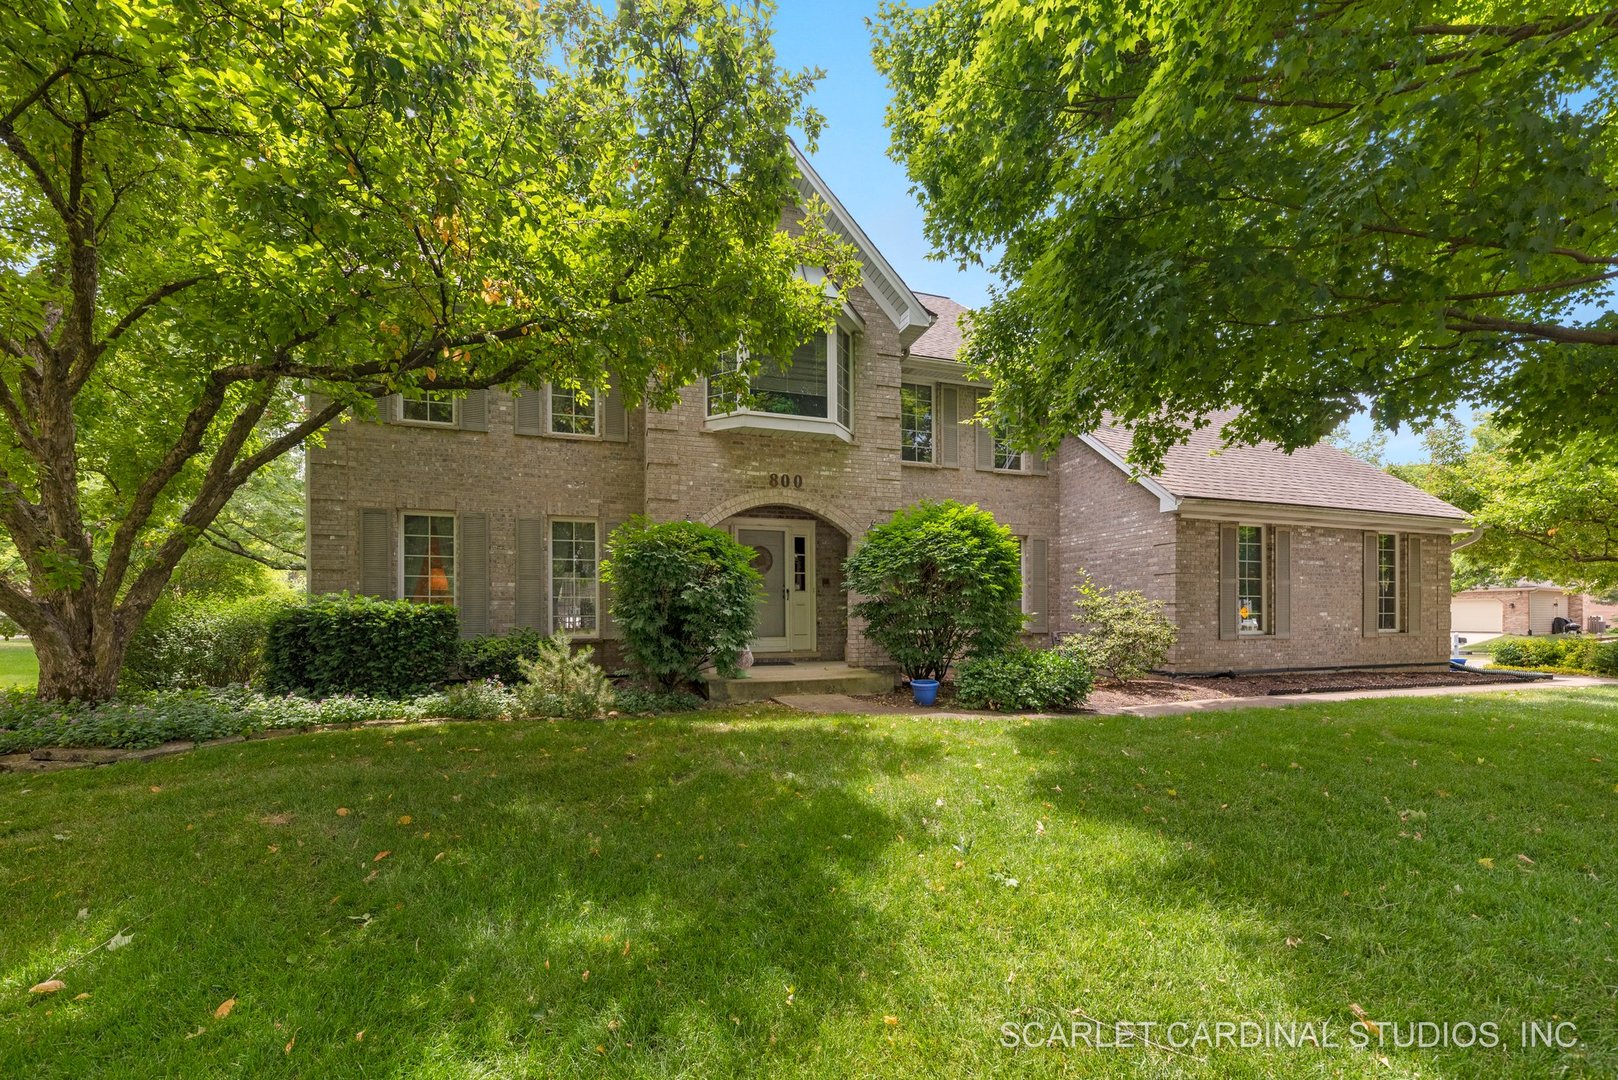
[{"left": 1452, "top": 597, "right": 1503, "bottom": 633}]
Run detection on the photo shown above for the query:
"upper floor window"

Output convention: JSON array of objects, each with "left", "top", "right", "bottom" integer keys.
[
  {"left": 400, "top": 389, "right": 455, "bottom": 426},
  {"left": 706, "top": 328, "right": 856, "bottom": 439},
  {"left": 549, "top": 386, "right": 600, "bottom": 437},
  {"left": 1377, "top": 533, "right": 1401, "bottom": 631},
  {"left": 900, "top": 383, "right": 935, "bottom": 463},
  {"left": 1237, "top": 524, "right": 1267, "bottom": 634},
  {"left": 991, "top": 419, "right": 1025, "bottom": 472},
  {"left": 402, "top": 512, "right": 456, "bottom": 604}
]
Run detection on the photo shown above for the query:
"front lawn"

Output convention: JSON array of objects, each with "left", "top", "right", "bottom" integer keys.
[
  {"left": 3, "top": 690, "right": 1616, "bottom": 1077},
  {"left": 0, "top": 640, "right": 37, "bottom": 689}
]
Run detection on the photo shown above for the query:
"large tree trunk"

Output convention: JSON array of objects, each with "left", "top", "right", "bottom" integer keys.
[{"left": 23, "top": 593, "right": 133, "bottom": 704}]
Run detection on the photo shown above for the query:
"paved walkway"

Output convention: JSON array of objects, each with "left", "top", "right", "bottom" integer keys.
[{"left": 774, "top": 675, "right": 1615, "bottom": 719}]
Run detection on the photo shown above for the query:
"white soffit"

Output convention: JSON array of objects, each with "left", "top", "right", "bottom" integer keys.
[{"left": 789, "top": 142, "right": 932, "bottom": 339}]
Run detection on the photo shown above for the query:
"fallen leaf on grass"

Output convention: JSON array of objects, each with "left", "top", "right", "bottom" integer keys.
[
  {"left": 373, "top": 850, "right": 391, "bottom": 862},
  {"left": 884, "top": 1015, "right": 899, "bottom": 1026},
  {"left": 214, "top": 998, "right": 235, "bottom": 1019},
  {"left": 1517, "top": 853, "right": 1535, "bottom": 866},
  {"left": 356, "top": 1030, "right": 364, "bottom": 1041},
  {"left": 1349, "top": 1003, "right": 1380, "bottom": 1036},
  {"left": 285, "top": 1035, "right": 295, "bottom": 1054},
  {"left": 397, "top": 815, "right": 412, "bottom": 826},
  {"left": 1478, "top": 857, "right": 1495, "bottom": 870},
  {"left": 73, "top": 992, "right": 90, "bottom": 1001},
  {"left": 106, "top": 931, "right": 133, "bottom": 951},
  {"left": 336, "top": 807, "right": 350, "bottom": 817},
  {"left": 29, "top": 980, "right": 65, "bottom": 994},
  {"left": 1285, "top": 937, "right": 1301, "bottom": 948}
]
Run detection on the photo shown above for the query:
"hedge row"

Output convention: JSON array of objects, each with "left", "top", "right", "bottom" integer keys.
[{"left": 1492, "top": 636, "right": 1618, "bottom": 676}]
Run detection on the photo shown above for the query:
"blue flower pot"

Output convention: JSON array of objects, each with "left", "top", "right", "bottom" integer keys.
[{"left": 910, "top": 678, "right": 940, "bottom": 706}]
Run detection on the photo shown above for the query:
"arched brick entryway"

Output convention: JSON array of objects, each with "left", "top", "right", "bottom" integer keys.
[{"left": 711, "top": 502, "right": 851, "bottom": 662}]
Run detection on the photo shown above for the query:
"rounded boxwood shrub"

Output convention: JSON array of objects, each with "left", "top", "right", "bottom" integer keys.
[
  {"left": 263, "top": 594, "right": 460, "bottom": 697},
  {"left": 603, "top": 517, "right": 761, "bottom": 689},
  {"left": 843, "top": 500, "right": 1023, "bottom": 681},
  {"left": 956, "top": 647, "right": 1093, "bottom": 712}
]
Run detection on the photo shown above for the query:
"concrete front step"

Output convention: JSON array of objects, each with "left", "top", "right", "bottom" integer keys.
[{"left": 705, "top": 664, "right": 894, "bottom": 704}]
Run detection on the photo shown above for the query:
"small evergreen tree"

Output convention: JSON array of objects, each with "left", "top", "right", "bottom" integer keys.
[
  {"left": 515, "top": 634, "right": 615, "bottom": 720},
  {"left": 1059, "top": 572, "right": 1178, "bottom": 684},
  {"left": 842, "top": 500, "right": 1023, "bottom": 681}
]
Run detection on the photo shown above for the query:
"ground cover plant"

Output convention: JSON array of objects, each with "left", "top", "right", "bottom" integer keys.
[{"left": 2, "top": 689, "right": 1615, "bottom": 1077}]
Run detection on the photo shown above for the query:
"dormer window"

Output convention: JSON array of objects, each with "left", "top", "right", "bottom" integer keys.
[{"left": 705, "top": 327, "right": 856, "bottom": 441}]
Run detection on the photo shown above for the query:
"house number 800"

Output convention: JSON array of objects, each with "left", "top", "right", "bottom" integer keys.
[{"left": 768, "top": 473, "right": 804, "bottom": 489}]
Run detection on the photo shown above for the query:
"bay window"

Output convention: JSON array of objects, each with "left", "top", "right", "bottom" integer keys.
[{"left": 706, "top": 327, "right": 857, "bottom": 440}]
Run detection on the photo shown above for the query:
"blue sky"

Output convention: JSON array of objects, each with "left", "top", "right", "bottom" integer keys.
[{"left": 768, "top": 2, "right": 1454, "bottom": 464}]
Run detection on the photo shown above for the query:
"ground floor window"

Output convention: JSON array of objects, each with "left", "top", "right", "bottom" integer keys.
[
  {"left": 1237, "top": 524, "right": 1267, "bottom": 633},
  {"left": 402, "top": 513, "right": 456, "bottom": 604},
  {"left": 551, "top": 519, "right": 599, "bottom": 634},
  {"left": 1377, "top": 532, "right": 1401, "bottom": 631}
]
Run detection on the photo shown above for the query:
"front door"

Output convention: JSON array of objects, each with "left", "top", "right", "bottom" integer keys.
[{"left": 734, "top": 519, "right": 816, "bottom": 654}]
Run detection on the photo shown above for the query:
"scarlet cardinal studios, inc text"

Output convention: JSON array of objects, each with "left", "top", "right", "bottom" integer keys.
[{"left": 999, "top": 1018, "right": 1580, "bottom": 1052}]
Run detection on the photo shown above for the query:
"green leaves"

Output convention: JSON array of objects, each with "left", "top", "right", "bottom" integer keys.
[{"left": 874, "top": 0, "right": 1618, "bottom": 469}]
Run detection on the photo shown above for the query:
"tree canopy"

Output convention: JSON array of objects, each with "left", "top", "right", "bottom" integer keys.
[
  {"left": 1393, "top": 417, "right": 1618, "bottom": 591},
  {"left": 873, "top": 0, "right": 1618, "bottom": 466},
  {"left": 0, "top": 0, "right": 854, "bottom": 699}
]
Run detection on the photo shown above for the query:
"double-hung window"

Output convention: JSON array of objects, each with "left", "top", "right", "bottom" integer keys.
[
  {"left": 1377, "top": 533, "right": 1401, "bottom": 632},
  {"left": 900, "top": 383, "right": 935, "bottom": 463},
  {"left": 549, "top": 386, "right": 600, "bottom": 437},
  {"left": 1237, "top": 525, "right": 1267, "bottom": 634},
  {"left": 551, "top": 520, "right": 599, "bottom": 634},
  {"left": 992, "top": 419, "right": 1025, "bottom": 472},
  {"left": 402, "top": 513, "right": 456, "bottom": 605},
  {"left": 400, "top": 389, "right": 455, "bottom": 426}
]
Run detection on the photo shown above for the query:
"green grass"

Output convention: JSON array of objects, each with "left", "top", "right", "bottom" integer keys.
[
  {"left": 3, "top": 690, "right": 1617, "bottom": 1078},
  {"left": 0, "top": 639, "right": 37, "bottom": 689}
]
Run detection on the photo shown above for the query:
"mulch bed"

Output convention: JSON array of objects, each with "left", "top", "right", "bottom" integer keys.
[
  {"left": 851, "top": 667, "right": 1543, "bottom": 715},
  {"left": 1179, "top": 668, "right": 1537, "bottom": 697}
]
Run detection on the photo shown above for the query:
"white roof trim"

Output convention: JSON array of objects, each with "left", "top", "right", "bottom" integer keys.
[
  {"left": 1076, "top": 433, "right": 1181, "bottom": 512},
  {"left": 790, "top": 142, "right": 932, "bottom": 338},
  {"left": 1175, "top": 498, "right": 1474, "bottom": 534}
]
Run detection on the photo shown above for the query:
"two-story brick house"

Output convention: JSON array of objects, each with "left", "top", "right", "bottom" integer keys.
[{"left": 307, "top": 147, "right": 1469, "bottom": 676}]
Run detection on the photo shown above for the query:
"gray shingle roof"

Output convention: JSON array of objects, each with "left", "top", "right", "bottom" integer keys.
[
  {"left": 1087, "top": 415, "right": 1468, "bottom": 521},
  {"left": 910, "top": 292, "right": 971, "bottom": 361}
]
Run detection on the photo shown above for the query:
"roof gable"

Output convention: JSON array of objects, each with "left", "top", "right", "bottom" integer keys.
[
  {"left": 1084, "top": 414, "right": 1468, "bottom": 522},
  {"left": 789, "top": 144, "right": 932, "bottom": 343}
]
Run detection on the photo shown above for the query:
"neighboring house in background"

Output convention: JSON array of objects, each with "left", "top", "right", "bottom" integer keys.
[
  {"left": 1451, "top": 583, "right": 1593, "bottom": 641},
  {"left": 306, "top": 148, "right": 1467, "bottom": 675}
]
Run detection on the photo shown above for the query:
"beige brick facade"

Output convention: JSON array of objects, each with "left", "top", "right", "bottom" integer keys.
[{"left": 308, "top": 165, "right": 1463, "bottom": 676}]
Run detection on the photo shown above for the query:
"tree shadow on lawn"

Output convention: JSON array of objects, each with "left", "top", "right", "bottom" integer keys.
[
  {"left": 0, "top": 714, "right": 939, "bottom": 1078},
  {"left": 1008, "top": 693, "right": 1618, "bottom": 1076}
]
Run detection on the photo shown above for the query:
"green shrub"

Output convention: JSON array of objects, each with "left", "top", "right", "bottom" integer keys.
[
  {"left": 1059, "top": 572, "right": 1178, "bottom": 683},
  {"left": 0, "top": 614, "right": 20, "bottom": 640},
  {"left": 515, "top": 634, "right": 615, "bottom": 719},
  {"left": 418, "top": 679, "right": 518, "bottom": 720},
  {"left": 263, "top": 594, "right": 459, "bottom": 697},
  {"left": 604, "top": 517, "right": 760, "bottom": 689},
  {"left": 955, "top": 647, "right": 1093, "bottom": 712},
  {"left": 842, "top": 500, "right": 1023, "bottom": 681},
  {"left": 1593, "top": 641, "right": 1618, "bottom": 677},
  {"left": 123, "top": 592, "right": 298, "bottom": 690},
  {"left": 611, "top": 686, "right": 704, "bottom": 715},
  {"left": 1491, "top": 640, "right": 1527, "bottom": 667},
  {"left": 457, "top": 628, "right": 547, "bottom": 684}
]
